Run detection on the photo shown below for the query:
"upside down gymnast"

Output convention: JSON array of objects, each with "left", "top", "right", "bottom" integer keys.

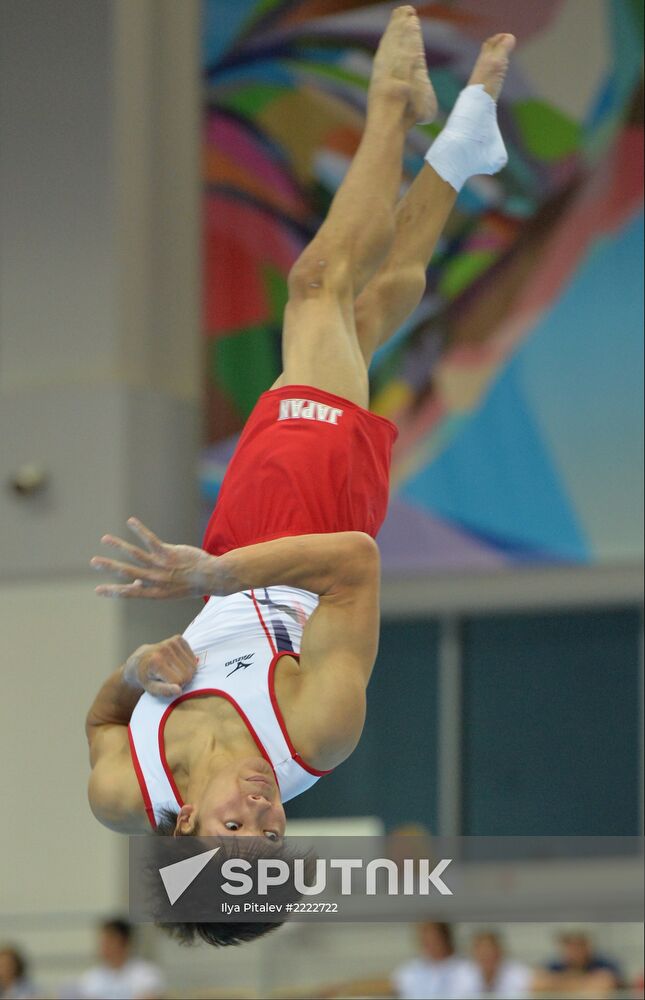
[{"left": 86, "top": 8, "right": 514, "bottom": 945}]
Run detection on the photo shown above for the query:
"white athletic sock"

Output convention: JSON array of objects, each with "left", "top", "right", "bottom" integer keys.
[{"left": 424, "top": 84, "right": 508, "bottom": 192}]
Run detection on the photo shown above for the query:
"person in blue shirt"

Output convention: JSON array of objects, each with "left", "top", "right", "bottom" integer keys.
[{"left": 537, "top": 930, "right": 622, "bottom": 996}]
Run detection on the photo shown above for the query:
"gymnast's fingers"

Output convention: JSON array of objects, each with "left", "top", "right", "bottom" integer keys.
[
  {"left": 127, "top": 516, "right": 165, "bottom": 555},
  {"left": 171, "top": 651, "right": 198, "bottom": 682},
  {"left": 149, "top": 665, "right": 185, "bottom": 688},
  {"left": 168, "top": 635, "right": 199, "bottom": 671},
  {"left": 163, "top": 658, "right": 197, "bottom": 686},
  {"left": 145, "top": 680, "right": 183, "bottom": 698},
  {"left": 100, "top": 534, "right": 151, "bottom": 565},
  {"left": 95, "top": 581, "right": 158, "bottom": 598},
  {"left": 90, "top": 556, "right": 156, "bottom": 581}
]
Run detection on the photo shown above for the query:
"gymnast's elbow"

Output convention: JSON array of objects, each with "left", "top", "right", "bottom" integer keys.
[
  {"left": 87, "top": 767, "right": 144, "bottom": 834},
  {"left": 87, "top": 768, "right": 123, "bottom": 831},
  {"left": 336, "top": 532, "right": 380, "bottom": 585}
]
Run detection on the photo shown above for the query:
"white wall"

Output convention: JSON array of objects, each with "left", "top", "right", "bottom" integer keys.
[{"left": 0, "top": 0, "right": 201, "bottom": 962}]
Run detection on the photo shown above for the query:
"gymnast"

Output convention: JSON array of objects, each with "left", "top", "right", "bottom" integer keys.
[{"left": 87, "top": 8, "right": 514, "bottom": 943}]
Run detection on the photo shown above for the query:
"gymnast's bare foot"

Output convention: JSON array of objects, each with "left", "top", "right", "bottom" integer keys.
[
  {"left": 369, "top": 5, "right": 437, "bottom": 125},
  {"left": 467, "top": 32, "right": 516, "bottom": 101}
]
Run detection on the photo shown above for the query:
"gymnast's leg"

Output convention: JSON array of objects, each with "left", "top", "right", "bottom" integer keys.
[
  {"left": 275, "top": 5, "right": 437, "bottom": 408},
  {"left": 354, "top": 33, "right": 515, "bottom": 364}
]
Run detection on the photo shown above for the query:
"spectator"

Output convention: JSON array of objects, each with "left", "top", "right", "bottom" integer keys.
[
  {"left": 316, "top": 922, "right": 473, "bottom": 999},
  {"left": 64, "top": 918, "right": 165, "bottom": 1000},
  {"left": 532, "top": 930, "right": 622, "bottom": 997},
  {"left": 0, "top": 947, "right": 39, "bottom": 1000},
  {"left": 390, "top": 922, "right": 474, "bottom": 1000},
  {"left": 459, "top": 930, "right": 534, "bottom": 999}
]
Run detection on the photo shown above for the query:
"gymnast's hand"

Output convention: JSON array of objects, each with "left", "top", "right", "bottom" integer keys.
[
  {"left": 90, "top": 516, "right": 216, "bottom": 599},
  {"left": 123, "top": 636, "right": 199, "bottom": 698}
]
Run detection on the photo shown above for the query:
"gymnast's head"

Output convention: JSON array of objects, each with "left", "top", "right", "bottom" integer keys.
[
  {"left": 152, "top": 803, "right": 307, "bottom": 948},
  {"left": 160, "top": 754, "right": 286, "bottom": 840}
]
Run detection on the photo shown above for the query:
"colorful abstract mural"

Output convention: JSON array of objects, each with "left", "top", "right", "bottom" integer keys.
[{"left": 202, "top": 0, "right": 644, "bottom": 571}]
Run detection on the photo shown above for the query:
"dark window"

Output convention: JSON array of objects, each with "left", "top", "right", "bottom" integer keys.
[
  {"left": 461, "top": 609, "right": 641, "bottom": 835},
  {"left": 286, "top": 620, "right": 440, "bottom": 831}
]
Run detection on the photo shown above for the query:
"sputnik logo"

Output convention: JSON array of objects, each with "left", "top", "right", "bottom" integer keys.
[{"left": 159, "top": 848, "right": 221, "bottom": 905}]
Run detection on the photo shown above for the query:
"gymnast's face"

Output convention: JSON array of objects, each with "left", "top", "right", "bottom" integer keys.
[{"left": 175, "top": 756, "right": 286, "bottom": 841}]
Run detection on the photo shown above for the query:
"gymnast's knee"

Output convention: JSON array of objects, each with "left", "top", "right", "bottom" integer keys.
[
  {"left": 361, "top": 266, "right": 426, "bottom": 315},
  {"left": 287, "top": 245, "right": 354, "bottom": 303}
]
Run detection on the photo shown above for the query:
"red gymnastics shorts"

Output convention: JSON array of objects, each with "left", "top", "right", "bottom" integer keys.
[{"left": 202, "top": 384, "right": 398, "bottom": 557}]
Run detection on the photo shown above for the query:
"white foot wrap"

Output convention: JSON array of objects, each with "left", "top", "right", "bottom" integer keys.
[{"left": 424, "top": 84, "right": 508, "bottom": 192}]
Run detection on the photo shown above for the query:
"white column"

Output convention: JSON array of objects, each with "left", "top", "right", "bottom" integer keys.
[{"left": 0, "top": 0, "right": 200, "bottom": 980}]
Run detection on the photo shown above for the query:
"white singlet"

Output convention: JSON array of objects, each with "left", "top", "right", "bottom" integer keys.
[{"left": 128, "top": 585, "right": 328, "bottom": 829}]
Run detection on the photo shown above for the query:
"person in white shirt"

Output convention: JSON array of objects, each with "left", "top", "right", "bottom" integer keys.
[
  {"left": 67, "top": 919, "right": 164, "bottom": 1000},
  {"left": 390, "top": 923, "right": 474, "bottom": 1000},
  {"left": 316, "top": 922, "right": 474, "bottom": 999},
  {"left": 459, "top": 930, "right": 534, "bottom": 999}
]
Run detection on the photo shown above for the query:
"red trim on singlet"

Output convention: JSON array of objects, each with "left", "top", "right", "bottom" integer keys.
[
  {"left": 268, "top": 651, "right": 333, "bottom": 777},
  {"left": 127, "top": 726, "right": 158, "bottom": 831},
  {"left": 157, "top": 689, "right": 281, "bottom": 808},
  {"left": 250, "top": 589, "right": 277, "bottom": 654}
]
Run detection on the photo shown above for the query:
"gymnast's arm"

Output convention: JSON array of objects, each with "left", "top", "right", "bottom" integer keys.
[
  {"left": 90, "top": 522, "right": 380, "bottom": 768},
  {"left": 282, "top": 534, "right": 380, "bottom": 769},
  {"left": 90, "top": 516, "right": 380, "bottom": 601},
  {"left": 85, "top": 637, "right": 198, "bottom": 831},
  {"left": 90, "top": 525, "right": 379, "bottom": 784},
  {"left": 85, "top": 675, "right": 146, "bottom": 832}
]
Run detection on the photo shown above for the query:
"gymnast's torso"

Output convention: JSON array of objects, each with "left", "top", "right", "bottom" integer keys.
[
  {"left": 127, "top": 585, "right": 334, "bottom": 830},
  {"left": 88, "top": 385, "right": 391, "bottom": 834}
]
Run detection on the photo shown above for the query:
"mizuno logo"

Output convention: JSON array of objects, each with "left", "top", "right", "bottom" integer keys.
[
  {"left": 278, "top": 398, "right": 343, "bottom": 424},
  {"left": 225, "top": 653, "right": 254, "bottom": 677}
]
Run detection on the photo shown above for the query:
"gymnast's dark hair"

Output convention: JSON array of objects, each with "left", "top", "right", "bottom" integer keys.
[{"left": 151, "top": 808, "right": 310, "bottom": 948}]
